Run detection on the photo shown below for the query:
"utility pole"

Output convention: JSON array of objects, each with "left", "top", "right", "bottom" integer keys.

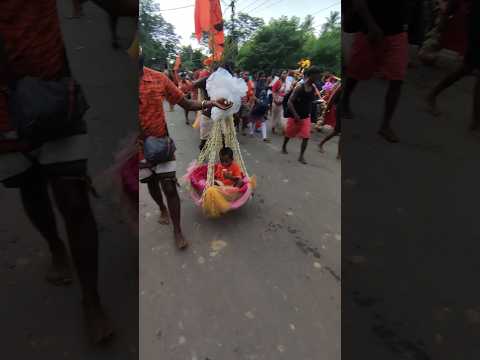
[{"left": 229, "top": 0, "right": 238, "bottom": 60}]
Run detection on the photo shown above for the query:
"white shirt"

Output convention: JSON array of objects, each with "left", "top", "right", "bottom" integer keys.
[{"left": 285, "top": 76, "right": 295, "bottom": 92}]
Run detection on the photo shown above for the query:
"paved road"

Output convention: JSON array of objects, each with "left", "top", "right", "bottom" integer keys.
[
  {"left": 343, "top": 60, "right": 480, "bottom": 359},
  {"left": 2, "top": 2, "right": 138, "bottom": 359},
  {"left": 140, "top": 107, "right": 341, "bottom": 359}
]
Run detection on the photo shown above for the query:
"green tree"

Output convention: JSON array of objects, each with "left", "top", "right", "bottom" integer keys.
[
  {"left": 179, "top": 45, "right": 206, "bottom": 70},
  {"left": 224, "top": 12, "right": 265, "bottom": 45},
  {"left": 304, "top": 27, "right": 341, "bottom": 75},
  {"left": 234, "top": 13, "right": 341, "bottom": 75},
  {"left": 301, "top": 14, "right": 316, "bottom": 34},
  {"left": 236, "top": 16, "right": 311, "bottom": 73},
  {"left": 321, "top": 11, "right": 340, "bottom": 35},
  {"left": 139, "top": 0, "right": 179, "bottom": 69}
]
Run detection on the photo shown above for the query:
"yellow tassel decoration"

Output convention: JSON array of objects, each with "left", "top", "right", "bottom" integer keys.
[
  {"left": 202, "top": 186, "right": 231, "bottom": 218},
  {"left": 249, "top": 175, "right": 257, "bottom": 190}
]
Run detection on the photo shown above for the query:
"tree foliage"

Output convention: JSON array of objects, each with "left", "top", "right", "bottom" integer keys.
[
  {"left": 236, "top": 16, "right": 313, "bottom": 73},
  {"left": 305, "top": 27, "right": 341, "bottom": 75},
  {"left": 321, "top": 11, "right": 340, "bottom": 35},
  {"left": 179, "top": 45, "right": 206, "bottom": 70},
  {"left": 236, "top": 12, "right": 341, "bottom": 75},
  {"left": 139, "top": 0, "right": 179, "bottom": 69},
  {"left": 139, "top": 2, "right": 341, "bottom": 75},
  {"left": 224, "top": 12, "right": 265, "bottom": 45}
]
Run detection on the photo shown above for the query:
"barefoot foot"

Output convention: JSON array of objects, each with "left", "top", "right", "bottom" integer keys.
[
  {"left": 83, "top": 299, "right": 114, "bottom": 345},
  {"left": 378, "top": 127, "right": 399, "bottom": 143},
  {"left": 158, "top": 211, "right": 170, "bottom": 225},
  {"left": 174, "top": 231, "right": 189, "bottom": 250}
]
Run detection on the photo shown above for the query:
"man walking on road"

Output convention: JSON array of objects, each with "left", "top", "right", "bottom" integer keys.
[
  {"left": 282, "top": 66, "right": 322, "bottom": 164},
  {"left": 138, "top": 55, "right": 231, "bottom": 250},
  {"left": 425, "top": 0, "right": 480, "bottom": 132},
  {"left": 341, "top": 0, "right": 409, "bottom": 143},
  {"left": 238, "top": 71, "right": 256, "bottom": 135},
  {"left": 0, "top": 0, "right": 112, "bottom": 345}
]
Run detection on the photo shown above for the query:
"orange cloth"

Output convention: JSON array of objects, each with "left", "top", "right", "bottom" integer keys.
[
  {"left": 214, "top": 162, "right": 242, "bottom": 186},
  {"left": 0, "top": 0, "right": 66, "bottom": 133},
  {"left": 194, "top": 0, "right": 224, "bottom": 59},
  {"left": 194, "top": 0, "right": 210, "bottom": 41},
  {"left": 139, "top": 67, "right": 184, "bottom": 139},
  {"left": 247, "top": 80, "right": 255, "bottom": 100},
  {"left": 241, "top": 80, "right": 255, "bottom": 106}
]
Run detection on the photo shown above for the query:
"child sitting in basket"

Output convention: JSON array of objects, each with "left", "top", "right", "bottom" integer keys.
[{"left": 214, "top": 147, "right": 244, "bottom": 188}]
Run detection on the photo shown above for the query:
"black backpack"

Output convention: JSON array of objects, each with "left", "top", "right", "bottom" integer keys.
[
  {"left": 1, "top": 36, "right": 89, "bottom": 144},
  {"left": 282, "top": 88, "right": 291, "bottom": 118},
  {"left": 282, "top": 83, "right": 301, "bottom": 118}
]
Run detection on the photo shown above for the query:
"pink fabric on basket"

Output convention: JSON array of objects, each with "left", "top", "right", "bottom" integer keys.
[{"left": 183, "top": 162, "right": 252, "bottom": 211}]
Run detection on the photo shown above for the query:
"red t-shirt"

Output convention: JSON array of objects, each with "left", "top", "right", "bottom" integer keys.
[
  {"left": 139, "top": 67, "right": 184, "bottom": 139},
  {"left": 0, "top": 0, "right": 66, "bottom": 133},
  {"left": 214, "top": 162, "right": 242, "bottom": 186},
  {"left": 241, "top": 80, "right": 255, "bottom": 104},
  {"left": 198, "top": 69, "right": 210, "bottom": 79},
  {"left": 272, "top": 79, "right": 286, "bottom": 96}
]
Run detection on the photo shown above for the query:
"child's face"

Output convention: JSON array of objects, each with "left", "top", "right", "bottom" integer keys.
[{"left": 220, "top": 155, "right": 233, "bottom": 167}]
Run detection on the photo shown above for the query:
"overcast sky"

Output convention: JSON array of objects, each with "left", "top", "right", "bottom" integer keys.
[{"left": 157, "top": 0, "right": 341, "bottom": 48}]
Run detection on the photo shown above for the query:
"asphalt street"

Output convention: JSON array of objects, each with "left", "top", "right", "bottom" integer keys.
[
  {"left": 343, "top": 58, "right": 480, "bottom": 359},
  {"left": 140, "top": 107, "right": 341, "bottom": 359},
  {"left": 2, "top": 2, "right": 138, "bottom": 359}
]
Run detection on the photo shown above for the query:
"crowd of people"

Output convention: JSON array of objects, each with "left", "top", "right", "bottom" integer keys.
[
  {"left": 133, "top": 49, "right": 343, "bottom": 254},
  {"left": 162, "top": 63, "right": 342, "bottom": 159}
]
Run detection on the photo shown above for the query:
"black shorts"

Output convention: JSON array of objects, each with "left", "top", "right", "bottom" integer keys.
[
  {"left": 139, "top": 170, "right": 177, "bottom": 184},
  {"left": 2, "top": 159, "right": 88, "bottom": 188}
]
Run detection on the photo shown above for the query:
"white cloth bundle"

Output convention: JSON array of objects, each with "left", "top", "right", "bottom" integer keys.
[{"left": 206, "top": 67, "right": 247, "bottom": 122}]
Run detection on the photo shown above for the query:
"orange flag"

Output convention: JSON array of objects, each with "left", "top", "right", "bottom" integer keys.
[
  {"left": 194, "top": 0, "right": 224, "bottom": 59},
  {"left": 209, "top": 0, "right": 223, "bottom": 32},
  {"left": 194, "top": 0, "right": 210, "bottom": 41}
]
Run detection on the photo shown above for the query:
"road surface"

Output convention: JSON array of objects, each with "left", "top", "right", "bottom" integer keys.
[
  {"left": 140, "top": 107, "right": 341, "bottom": 359},
  {"left": 343, "top": 58, "right": 480, "bottom": 359}
]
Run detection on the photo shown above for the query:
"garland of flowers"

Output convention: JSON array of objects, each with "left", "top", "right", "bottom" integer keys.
[{"left": 197, "top": 115, "right": 250, "bottom": 190}]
